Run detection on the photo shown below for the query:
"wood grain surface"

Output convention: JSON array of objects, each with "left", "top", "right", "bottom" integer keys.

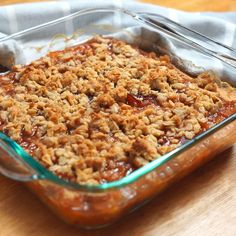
[
  {"left": 0, "top": 1, "right": 236, "bottom": 236},
  {"left": 0, "top": 0, "right": 49, "bottom": 5},
  {"left": 141, "top": 0, "right": 236, "bottom": 11},
  {"left": 1, "top": 147, "right": 236, "bottom": 236}
]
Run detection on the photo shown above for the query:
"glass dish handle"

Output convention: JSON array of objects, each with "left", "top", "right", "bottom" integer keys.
[
  {"left": 0, "top": 134, "right": 40, "bottom": 181},
  {"left": 138, "top": 13, "right": 236, "bottom": 65}
]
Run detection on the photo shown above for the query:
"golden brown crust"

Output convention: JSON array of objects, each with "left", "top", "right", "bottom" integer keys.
[{"left": 0, "top": 36, "right": 235, "bottom": 184}]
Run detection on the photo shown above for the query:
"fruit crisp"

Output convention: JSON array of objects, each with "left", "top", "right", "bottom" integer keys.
[{"left": 0, "top": 36, "right": 235, "bottom": 184}]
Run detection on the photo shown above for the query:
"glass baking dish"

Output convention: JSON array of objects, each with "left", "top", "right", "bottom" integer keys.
[{"left": 0, "top": 8, "right": 235, "bottom": 229}]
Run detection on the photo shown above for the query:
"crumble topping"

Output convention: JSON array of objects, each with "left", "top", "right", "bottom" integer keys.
[{"left": 0, "top": 36, "right": 235, "bottom": 184}]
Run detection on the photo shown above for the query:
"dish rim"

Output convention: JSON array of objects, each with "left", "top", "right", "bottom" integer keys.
[{"left": 0, "top": 7, "right": 235, "bottom": 191}]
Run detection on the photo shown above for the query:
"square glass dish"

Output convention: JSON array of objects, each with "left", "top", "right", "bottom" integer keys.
[{"left": 0, "top": 8, "right": 235, "bottom": 229}]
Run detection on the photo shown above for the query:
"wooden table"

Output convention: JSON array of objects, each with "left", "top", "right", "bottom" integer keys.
[{"left": 0, "top": 1, "right": 236, "bottom": 236}]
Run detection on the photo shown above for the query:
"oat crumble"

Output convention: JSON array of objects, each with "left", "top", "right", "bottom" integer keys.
[{"left": 0, "top": 36, "right": 235, "bottom": 184}]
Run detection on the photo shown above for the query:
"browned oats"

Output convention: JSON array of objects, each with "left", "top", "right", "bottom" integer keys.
[{"left": 0, "top": 36, "right": 235, "bottom": 184}]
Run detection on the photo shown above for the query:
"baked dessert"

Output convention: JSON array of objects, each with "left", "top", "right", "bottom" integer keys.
[{"left": 0, "top": 36, "right": 235, "bottom": 184}]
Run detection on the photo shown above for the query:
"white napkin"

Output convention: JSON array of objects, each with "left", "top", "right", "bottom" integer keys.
[{"left": 0, "top": 0, "right": 235, "bottom": 47}]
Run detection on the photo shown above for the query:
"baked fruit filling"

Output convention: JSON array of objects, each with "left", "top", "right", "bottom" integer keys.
[{"left": 0, "top": 36, "right": 235, "bottom": 184}]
